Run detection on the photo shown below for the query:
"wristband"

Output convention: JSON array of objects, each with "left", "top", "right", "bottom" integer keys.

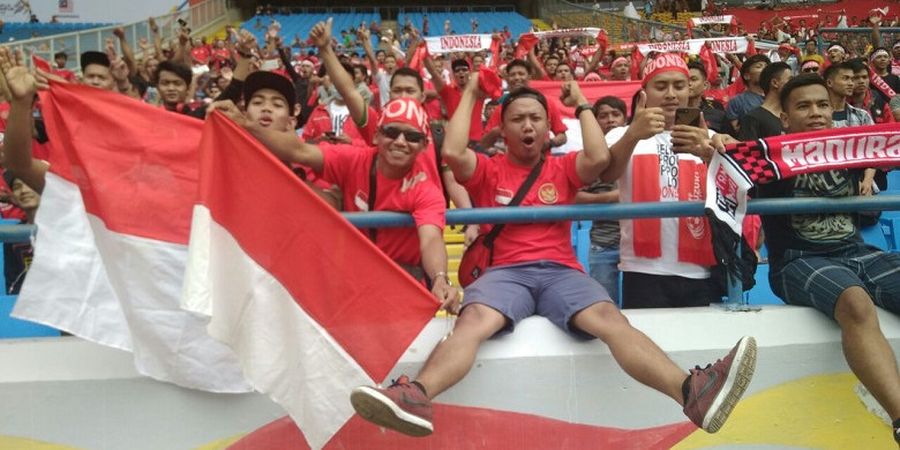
[
  {"left": 574, "top": 103, "right": 593, "bottom": 117},
  {"left": 431, "top": 271, "right": 452, "bottom": 286}
]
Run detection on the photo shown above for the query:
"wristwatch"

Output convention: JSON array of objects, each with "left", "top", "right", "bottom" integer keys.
[{"left": 574, "top": 103, "right": 593, "bottom": 117}]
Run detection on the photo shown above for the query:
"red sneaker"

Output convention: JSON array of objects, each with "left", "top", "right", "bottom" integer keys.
[
  {"left": 684, "top": 336, "right": 757, "bottom": 433},
  {"left": 350, "top": 375, "right": 434, "bottom": 437}
]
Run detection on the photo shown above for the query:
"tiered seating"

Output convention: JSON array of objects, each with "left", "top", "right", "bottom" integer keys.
[
  {"left": 550, "top": 12, "right": 628, "bottom": 43},
  {"left": 242, "top": 13, "right": 381, "bottom": 53},
  {"left": 648, "top": 11, "right": 698, "bottom": 27},
  {"left": 398, "top": 11, "right": 531, "bottom": 38},
  {"left": 1, "top": 22, "right": 113, "bottom": 42}
]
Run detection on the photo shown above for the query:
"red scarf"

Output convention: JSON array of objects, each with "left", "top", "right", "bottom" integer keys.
[
  {"left": 632, "top": 154, "right": 716, "bottom": 267},
  {"left": 870, "top": 69, "right": 898, "bottom": 99}
]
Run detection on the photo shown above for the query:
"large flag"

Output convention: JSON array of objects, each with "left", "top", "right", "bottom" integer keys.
[
  {"left": 183, "top": 112, "right": 440, "bottom": 449},
  {"left": 15, "top": 82, "right": 441, "bottom": 449},
  {"left": 15, "top": 82, "right": 250, "bottom": 392}
]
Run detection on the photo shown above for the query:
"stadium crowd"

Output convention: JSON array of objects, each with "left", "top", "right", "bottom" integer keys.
[{"left": 0, "top": 3, "right": 899, "bottom": 444}]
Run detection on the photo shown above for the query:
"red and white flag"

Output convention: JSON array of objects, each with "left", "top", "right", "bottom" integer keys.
[
  {"left": 16, "top": 82, "right": 440, "bottom": 448},
  {"left": 183, "top": 112, "right": 440, "bottom": 449},
  {"left": 15, "top": 82, "right": 250, "bottom": 392}
]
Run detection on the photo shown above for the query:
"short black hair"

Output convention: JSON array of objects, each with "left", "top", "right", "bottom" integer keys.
[
  {"left": 846, "top": 57, "right": 869, "bottom": 73},
  {"left": 500, "top": 86, "right": 548, "bottom": 120},
  {"left": 353, "top": 64, "right": 368, "bottom": 79},
  {"left": 506, "top": 59, "right": 531, "bottom": 75},
  {"left": 740, "top": 54, "right": 771, "bottom": 82},
  {"left": 155, "top": 60, "right": 192, "bottom": 85},
  {"left": 80, "top": 51, "right": 110, "bottom": 72},
  {"left": 779, "top": 73, "right": 827, "bottom": 111},
  {"left": 760, "top": 62, "right": 791, "bottom": 95},
  {"left": 53, "top": 51, "right": 67, "bottom": 60},
  {"left": 592, "top": 95, "right": 627, "bottom": 116},
  {"left": 822, "top": 61, "right": 853, "bottom": 81},
  {"left": 451, "top": 58, "right": 470, "bottom": 71},
  {"left": 390, "top": 67, "right": 424, "bottom": 92},
  {"left": 687, "top": 61, "right": 707, "bottom": 80}
]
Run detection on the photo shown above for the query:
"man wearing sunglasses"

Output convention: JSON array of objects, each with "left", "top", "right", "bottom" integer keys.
[
  {"left": 425, "top": 55, "right": 488, "bottom": 149},
  {"left": 217, "top": 95, "right": 459, "bottom": 314}
]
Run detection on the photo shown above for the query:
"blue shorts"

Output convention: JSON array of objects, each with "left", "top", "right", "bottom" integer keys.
[
  {"left": 462, "top": 260, "right": 613, "bottom": 339},
  {"left": 770, "top": 243, "right": 900, "bottom": 319}
]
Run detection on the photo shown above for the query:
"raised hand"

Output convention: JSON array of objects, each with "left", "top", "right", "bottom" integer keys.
[
  {"left": 0, "top": 47, "right": 36, "bottom": 103},
  {"left": 560, "top": 80, "right": 588, "bottom": 107},
  {"left": 113, "top": 27, "right": 125, "bottom": 39},
  {"left": 309, "top": 18, "right": 333, "bottom": 49},
  {"left": 235, "top": 29, "right": 257, "bottom": 56},
  {"left": 626, "top": 91, "right": 665, "bottom": 140},
  {"left": 148, "top": 17, "right": 158, "bottom": 34}
]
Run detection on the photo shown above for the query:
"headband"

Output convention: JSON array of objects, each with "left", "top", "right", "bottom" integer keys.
[
  {"left": 641, "top": 53, "right": 689, "bottom": 87},
  {"left": 871, "top": 49, "right": 890, "bottom": 61}
]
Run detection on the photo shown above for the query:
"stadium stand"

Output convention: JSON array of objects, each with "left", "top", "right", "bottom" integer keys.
[
  {"left": 397, "top": 11, "right": 532, "bottom": 37},
  {"left": 0, "top": 22, "right": 114, "bottom": 42}
]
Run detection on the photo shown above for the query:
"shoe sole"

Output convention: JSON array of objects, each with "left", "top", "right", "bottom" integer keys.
[
  {"left": 702, "top": 336, "right": 757, "bottom": 433},
  {"left": 350, "top": 386, "right": 434, "bottom": 437}
]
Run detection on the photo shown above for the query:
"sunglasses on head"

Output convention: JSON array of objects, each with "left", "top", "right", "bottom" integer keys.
[{"left": 380, "top": 126, "right": 427, "bottom": 144}]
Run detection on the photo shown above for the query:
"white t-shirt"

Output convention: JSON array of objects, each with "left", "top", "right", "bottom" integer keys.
[
  {"left": 327, "top": 102, "right": 351, "bottom": 135},
  {"left": 605, "top": 126, "right": 715, "bottom": 279}
]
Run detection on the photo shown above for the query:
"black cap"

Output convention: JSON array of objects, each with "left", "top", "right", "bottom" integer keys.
[
  {"left": 451, "top": 58, "right": 470, "bottom": 71},
  {"left": 80, "top": 51, "right": 110, "bottom": 72},
  {"left": 242, "top": 71, "right": 296, "bottom": 115}
]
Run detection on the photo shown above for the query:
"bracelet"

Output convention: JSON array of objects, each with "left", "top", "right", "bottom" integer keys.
[
  {"left": 574, "top": 103, "right": 593, "bottom": 117},
  {"left": 431, "top": 271, "right": 452, "bottom": 285}
]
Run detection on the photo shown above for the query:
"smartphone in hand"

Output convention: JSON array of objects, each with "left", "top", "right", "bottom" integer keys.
[{"left": 674, "top": 107, "right": 701, "bottom": 127}]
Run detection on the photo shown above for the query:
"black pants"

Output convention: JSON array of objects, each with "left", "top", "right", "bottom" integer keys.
[{"left": 621, "top": 272, "right": 720, "bottom": 309}]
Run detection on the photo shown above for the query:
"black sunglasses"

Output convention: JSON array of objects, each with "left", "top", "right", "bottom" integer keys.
[
  {"left": 802, "top": 67, "right": 820, "bottom": 73},
  {"left": 380, "top": 126, "right": 427, "bottom": 144}
]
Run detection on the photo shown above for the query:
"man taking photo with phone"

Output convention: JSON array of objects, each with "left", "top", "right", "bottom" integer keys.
[{"left": 602, "top": 53, "right": 736, "bottom": 309}]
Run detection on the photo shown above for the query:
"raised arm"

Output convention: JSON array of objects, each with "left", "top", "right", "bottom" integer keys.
[
  {"left": 148, "top": 17, "right": 164, "bottom": 61},
  {"left": 311, "top": 18, "right": 368, "bottom": 125},
  {"left": 113, "top": 27, "right": 137, "bottom": 75},
  {"left": 423, "top": 53, "right": 446, "bottom": 93},
  {"left": 441, "top": 73, "right": 480, "bottom": 182},
  {"left": 527, "top": 48, "right": 548, "bottom": 80},
  {"left": 564, "top": 81, "right": 610, "bottom": 183},
  {"left": 0, "top": 48, "right": 48, "bottom": 193}
]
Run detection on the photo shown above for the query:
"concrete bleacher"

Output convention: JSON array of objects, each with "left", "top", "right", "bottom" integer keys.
[
  {"left": 1, "top": 22, "right": 113, "bottom": 42},
  {"left": 398, "top": 11, "right": 532, "bottom": 38}
]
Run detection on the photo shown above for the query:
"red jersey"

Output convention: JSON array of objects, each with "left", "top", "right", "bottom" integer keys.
[
  {"left": 191, "top": 46, "right": 211, "bottom": 65},
  {"left": 463, "top": 152, "right": 584, "bottom": 270},
  {"left": 302, "top": 104, "right": 376, "bottom": 145},
  {"left": 439, "top": 83, "right": 485, "bottom": 142},
  {"left": 318, "top": 144, "right": 446, "bottom": 266}
]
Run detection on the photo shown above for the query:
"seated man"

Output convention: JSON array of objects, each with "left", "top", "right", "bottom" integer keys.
[
  {"left": 212, "top": 86, "right": 458, "bottom": 310},
  {"left": 760, "top": 74, "right": 900, "bottom": 445},
  {"left": 348, "top": 75, "right": 757, "bottom": 438}
]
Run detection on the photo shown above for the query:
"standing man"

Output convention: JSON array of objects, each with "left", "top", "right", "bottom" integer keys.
[
  {"left": 726, "top": 54, "right": 770, "bottom": 132},
  {"left": 737, "top": 62, "right": 791, "bottom": 141}
]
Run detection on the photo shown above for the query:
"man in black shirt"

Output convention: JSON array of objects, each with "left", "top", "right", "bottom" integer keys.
[
  {"left": 686, "top": 62, "right": 731, "bottom": 135},
  {"left": 737, "top": 62, "right": 791, "bottom": 141}
]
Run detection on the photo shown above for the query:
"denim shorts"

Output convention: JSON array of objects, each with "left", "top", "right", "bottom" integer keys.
[
  {"left": 770, "top": 243, "right": 900, "bottom": 319},
  {"left": 462, "top": 260, "right": 612, "bottom": 339}
]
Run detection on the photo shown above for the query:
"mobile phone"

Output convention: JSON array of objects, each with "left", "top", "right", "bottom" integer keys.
[{"left": 674, "top": 107, "right": 701, "bottom": 127}]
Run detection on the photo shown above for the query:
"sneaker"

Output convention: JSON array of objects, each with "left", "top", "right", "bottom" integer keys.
[
  {"left": 350, "top": 375, "right": 434, "bottom": 437},
  {"left": 684, "top": 336, "right": 757, "bottom": 433}
]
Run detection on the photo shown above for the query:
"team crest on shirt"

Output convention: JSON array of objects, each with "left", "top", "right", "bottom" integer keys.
[
  {"left": 401, "top": 171, "right": 427, "bottom": 193},
  {"left": 538, "top": 183, "right": 559, "bottom": 204},
  {"left": 353, "top": 190, "right": 370, "bottom": 211},
  {"left": 495, "top": 188, "right": 513, "bottom": 205}
]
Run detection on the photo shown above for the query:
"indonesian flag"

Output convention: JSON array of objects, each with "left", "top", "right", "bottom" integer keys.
[
  {"left": 530, "top": 80, "right": 642, "bottom": 154},
  {"left": 16, "top": 82, "right": 440, "bottom": 448},
  {"left": 184, "top": 113, "right": 440, "bottom": 449},
  {"left": 15, "top": 82, "right": 250, "bottom": 393}
]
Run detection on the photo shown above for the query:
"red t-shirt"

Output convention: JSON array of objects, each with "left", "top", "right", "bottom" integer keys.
[
  {"left": 191, "top": 46, "right": 211, "bottom": 65},
  {"left": 319, "top": 144, "right": 446, "bottom": 267},
  {"left": 485, "top": 98, "right": 568, "bottom": 136},
  {"left": 463, "top": 152, "right": 584, "bottom": 270},
  {"left": 302, "top": 104, "right": 375, "bottom": 145},
  {"left": 439, "top": 83, "right": 485, "bottom": 142},
  {"left": 422, "top": 80, "right": 443, "bottom": 121}
]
